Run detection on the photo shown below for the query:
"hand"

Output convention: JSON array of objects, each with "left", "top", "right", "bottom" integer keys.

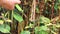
[{"left": 0, "top": 0, "right": 21, "bottom": 10}]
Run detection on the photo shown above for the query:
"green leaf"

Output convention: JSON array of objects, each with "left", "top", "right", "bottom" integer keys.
[
  {"left": 40, "top": 16, "right": 50, "bottom": 24},
  {"left": 39, "top": 30, "right": 48, "bottom": 34},
  {"left": 0, "top": 24, "right": 10, "bottom": 33},
  {"left": 35, "top": 27, "right": 40, "bottom": 32},
  {"left": 25, "top": 23, "right": 34, "bottom": 29},
  {"left": 21, "top": 31, "right": 30, "bottom": 34},
  {"left": 40, "top": 26, "right": 49, "bottom": 31},
  {"left": 35, "top": 26, "right": 48, "bottom": 32},
  {"left": 54, "top": 3, "right": 58, "bottom": 11},
  {"left": 36, "top": 6, "right": 39, "bottom": 13},
  {"left": 35, "top": 26, "right": 49, "bottom": 34},
  {"left": 15, "top": 4, "right": 23, "bottom": 12},
  {"left": 58, "top": 0, "right": 60, "bottom": 3},
  {"left": 13, "top": 12, "right": 23, "bottom": 22}
]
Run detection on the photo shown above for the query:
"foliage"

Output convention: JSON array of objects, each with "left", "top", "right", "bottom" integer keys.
[
  {"left": 20, "top": 31, "right": 30, "bottom": 34},
  {"left": 35, "top": 26, "right": 49, "bottom": 34},
  {"left": 39, "top": 16, "right": 50, "bottom": 24},
  {"left": 0, "top": 0, "right": 60, "bottom": 34},
  {"left": 0, "top": 24, "right": 10, "bottom": 33},
  {"left": 13, "top": 11, "right": 23, "bottom": 23}
]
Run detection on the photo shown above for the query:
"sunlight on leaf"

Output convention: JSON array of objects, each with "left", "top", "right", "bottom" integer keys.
[
  {"left": 5, "top": 19, "right": 12, "bottom": 22},
  {"left": 58, "top": 5, "right": 60, "bottom": 9},
  {"left": 0, "top": 20, "right": 4, "bottom": 24},
  {"left": 15, "top": 4, "right": 23, "bottom": 12}
]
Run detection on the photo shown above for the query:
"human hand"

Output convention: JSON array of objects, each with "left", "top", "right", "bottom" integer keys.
[{"left": 0, "top": 0, "right": 21, "bottom": 10}]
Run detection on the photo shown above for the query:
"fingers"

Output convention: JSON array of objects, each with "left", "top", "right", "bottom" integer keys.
[
  {"left": 2, "top": 1, "right": 15, "bottom": 10},
  {"left": 15, "top": 0, "right": 21, "bottom": 4},
  {"left": 2, "top": 4, "right": 14, "bottom": 10}
]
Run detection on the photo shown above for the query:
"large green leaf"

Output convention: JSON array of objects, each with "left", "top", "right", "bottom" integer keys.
[
  {"left": 13, "top": 12, "right": 23, "bottom": 23},
  {"left": 20, "top": 31, "right": 30, "bottom": 34},
  {"left": 0, "top": 24, "right": 10, "bottom": 33}
]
